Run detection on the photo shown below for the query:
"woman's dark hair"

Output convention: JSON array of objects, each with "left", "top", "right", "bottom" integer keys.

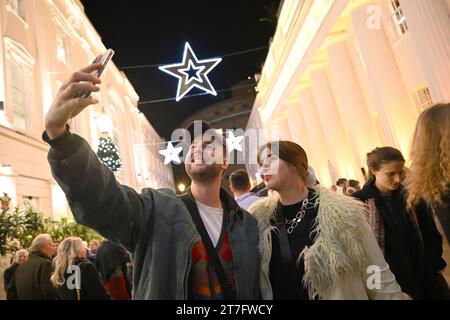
[
  {"left": 366, "top": 147, "right": 405, "bottom": 183},
  {"left": 258, "top": 141, "right": 309, "bottom": 180}
]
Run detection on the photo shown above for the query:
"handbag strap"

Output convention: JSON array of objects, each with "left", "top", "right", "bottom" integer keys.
[{"left": 179, "top": 192, "right": 236, "bottom": 300}]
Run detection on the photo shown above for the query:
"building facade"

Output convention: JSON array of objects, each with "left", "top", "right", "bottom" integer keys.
[
  {"left": 0, "top": 0, "right": 174, "bottom": 220},
  {"left": 247, "top": 0, "right": 450, "bottom": 187}
]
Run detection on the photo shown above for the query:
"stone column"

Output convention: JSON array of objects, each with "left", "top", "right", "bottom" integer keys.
[
  {"left": 298, "top": 86, "right": 333, "bottom": 186},
  {"left": 287, "top": 98, "right": 318, "bottom": 173},
  {"left": 351, "top": 2, "right": 417, "bottom": 155},
  {"left": 277, "top": 113, "right": 293, "bottom": 141},
  {"left": 327, "top": 39, "right": 381, "bottom": 175},
  {"left": 309, "top": 68, "right": 357, "bottom": 180},
  {"left": 400, "top": 0, "right": 450, "bottom": 102}
]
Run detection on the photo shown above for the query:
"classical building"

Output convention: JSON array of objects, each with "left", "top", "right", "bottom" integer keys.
[
  {"left": 247, "top": 0, "right": 450, "bottom": 187},
  {"left": 0, "top": 0, "right": 174, "bottom": 220},
  {"left": 177, "top": 79, "right": 256, "bottom": 192}
]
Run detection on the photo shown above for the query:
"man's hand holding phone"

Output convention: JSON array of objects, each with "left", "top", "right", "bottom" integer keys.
[
  {"left": 44, "top": 49, "right": 114, "bottom": 140},
  {"left": 44, "top": 63, "right": 102, "bottom": 139},
  {"left": 76, "top": 49, "right": 114, "bottom": 99}
]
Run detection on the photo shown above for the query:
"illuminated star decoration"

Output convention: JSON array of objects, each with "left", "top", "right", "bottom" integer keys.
[
  {"left": 226, "top": 131, "right": 244, "bottom": 153},
  {"left": 159, "top": 142, "right": 183, "bottom": 165},
  {"left": 159, "top": 42, "right": 222, "bottom": 102}
]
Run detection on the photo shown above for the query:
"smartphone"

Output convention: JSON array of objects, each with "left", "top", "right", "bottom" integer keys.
[{"left": 78, "top": 49, "right": 115, "bottom": 99}]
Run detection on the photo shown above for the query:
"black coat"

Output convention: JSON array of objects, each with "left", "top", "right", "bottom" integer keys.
[
  {"left": 3, "top": 263, "right": 18, "bottom": 291},
  {"left": 57, "top": 258, "right": 111, "bottom": 300},
  {"left": 95, "top": 240, "right": 132, "bottom": 297},
  {"left": 415, "top": 187, "right": 450, "bottom": 244},
  {"left": 353, "top": 182, "right": 447, "bottom": 299},
  {"left": 6, "top": 252, "right": 57, "bottom": 300}
]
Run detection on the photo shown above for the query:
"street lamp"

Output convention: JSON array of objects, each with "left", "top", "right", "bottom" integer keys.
[{"left": 177, "top": 183, "right": 186, "bottom": 193}]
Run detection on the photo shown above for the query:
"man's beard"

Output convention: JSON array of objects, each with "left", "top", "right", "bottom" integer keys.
[{"left": 186, "top": 163, "right": 223, "bottom": 182}]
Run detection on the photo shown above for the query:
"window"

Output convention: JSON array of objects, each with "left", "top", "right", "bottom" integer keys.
[
  {"left": 56, "top": 32, "right": 70, "bottom": 64},
  {"left": 7, "top": 0, "right": 25, "bottom": 21},
  {"left": 10, "top": 59, "right": 27, "bottom": 130},
  {"left": 413, "top": 87, "right": 433, "bottom": 112},
  {"left": 23, "top": 196, "right": 39, "bottom": 210},
  {"left": 389, "top": 0, "right": 408, "bottom": 38}
]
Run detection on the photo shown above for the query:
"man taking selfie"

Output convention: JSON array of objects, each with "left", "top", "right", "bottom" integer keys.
[{"left": 43, "top": 63, "right": 260, "bottom": 300}]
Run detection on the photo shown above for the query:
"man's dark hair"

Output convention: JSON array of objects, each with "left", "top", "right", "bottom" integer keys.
[{"left": 229, "top": 169, "right": 251, "bottom": 192}]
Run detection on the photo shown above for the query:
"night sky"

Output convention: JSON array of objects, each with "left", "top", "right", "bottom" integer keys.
[{"left": 80, "top": 0, "right": 278, "bottom": 139}]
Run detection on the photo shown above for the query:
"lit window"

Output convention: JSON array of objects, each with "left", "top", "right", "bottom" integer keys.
[
  {"left": 23, "top": 196, "right": 39, "bottom": 210},
  {"left": 10, "top": 59, "right": 27, "bottom": 130},
  {"left": 413, "top": 87, "right": 433, "bottom": 112},
  {"left": 389, "top": 0, "right": 408, "bottom": 38},
  {"left": 56, "top": 33, "right": 70, "bottom": 64},
  {"left": 7, "top": 0, "right": 25, "bottom": 21}
]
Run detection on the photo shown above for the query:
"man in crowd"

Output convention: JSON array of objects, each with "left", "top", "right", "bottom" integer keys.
[
  {"left": 3, "top": 249, "right": 29, "bottom": 292},
  {"left": 7, "top": 234, "right": 57, "bottom": 300},
  {"left": 229, "top": 169, "right": 261, "bottom": 210}
]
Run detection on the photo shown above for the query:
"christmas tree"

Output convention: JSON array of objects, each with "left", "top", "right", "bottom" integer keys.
[{"left": 97, "top": 134, "right": 122, "bottom": 172}]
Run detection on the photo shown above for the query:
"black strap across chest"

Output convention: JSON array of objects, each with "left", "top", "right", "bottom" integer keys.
[{"left": 179, "top": 192, "right": 236, "bottom": 300}]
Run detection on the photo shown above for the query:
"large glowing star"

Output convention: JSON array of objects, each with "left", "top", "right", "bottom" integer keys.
[
  {"left": 159, "top": 142, "right": 183, "bottom": 165},
  {"left": 159, "top": 42, "right": 222, "bottom": 102}
]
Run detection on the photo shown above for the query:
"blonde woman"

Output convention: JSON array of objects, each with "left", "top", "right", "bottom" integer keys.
[
  {"left": 405, "top": 103, "right": 450, "bottom": 243},
  {"left": 51, "top": 237, "right": 110, "bottom": 300},
  {"left": 404, "top": 103, "right": 450, "bottom": 299}
]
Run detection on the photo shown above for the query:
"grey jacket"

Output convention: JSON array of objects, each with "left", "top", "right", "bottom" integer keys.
[{"left": 43, "top": 129, "right": 260, "bottom": 300}]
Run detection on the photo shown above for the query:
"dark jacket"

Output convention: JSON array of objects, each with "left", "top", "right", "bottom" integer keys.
[
  {"left": 415, "top": 186, "right": 450, "bottom": 244},
  {"left": 353, "top": 182, "right": 447, "bottom": 299},
  {"left": 3, "top": 263, "right": 19, "bottom": 290},
  {"left": 95, "top": 240, "right": 132, "bottom": 300},
  {"left": 42, "top": 128, "right": 260, "bottom": 300},
  {"left": 95, "top": 241, "right": 130, "bottom": 282},
  {"left": 6, "top": 252, "right": 57, "bottom": 300},
  {"left": 57, "top": 258, "right": 110, "bottom": 300}
]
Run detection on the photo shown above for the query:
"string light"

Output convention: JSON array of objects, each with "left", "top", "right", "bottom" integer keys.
[
  {"left": 119, "top": 46, "right": 268, "bottom": 70},
  {"left": 138, "top": 83, "right": 256, "bottom": 105}
]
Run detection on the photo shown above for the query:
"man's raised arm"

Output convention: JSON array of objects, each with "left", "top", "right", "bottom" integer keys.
[{"left": 43, "top": 64, "right": 153, "bottom": 252}]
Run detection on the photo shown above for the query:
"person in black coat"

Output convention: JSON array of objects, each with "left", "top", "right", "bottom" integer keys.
[
  {"left": 7, "top": 234, "right": 57, "bottom": 300},
  {"left": 50, "top": 237, "right": 110, "bottom": 300},
  {"left": 354, "top": 147, "right": 448, "bottom": 299},
  {"left": 3, "top": 249, "right": 28, "bottom": 291},
  {"left": 95, "top": 240, "right": 132, "bottom": 300}
]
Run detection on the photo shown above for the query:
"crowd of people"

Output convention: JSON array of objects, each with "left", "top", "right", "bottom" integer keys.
[
  {"left": 4, "top": 234, "right": 133, "bottom": 300},
  {"left": 2, "top": 62, "right": 448, "bottom": 300}
]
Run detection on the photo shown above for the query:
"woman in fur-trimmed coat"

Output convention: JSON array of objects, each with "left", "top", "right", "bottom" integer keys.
[{"left": 248, "top": 141, "right": 409, "bottom": 300}]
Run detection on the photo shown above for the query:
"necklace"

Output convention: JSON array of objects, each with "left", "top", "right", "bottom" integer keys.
[{"left": 284, "top": 197, "right": 309, "bottom": 234}]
